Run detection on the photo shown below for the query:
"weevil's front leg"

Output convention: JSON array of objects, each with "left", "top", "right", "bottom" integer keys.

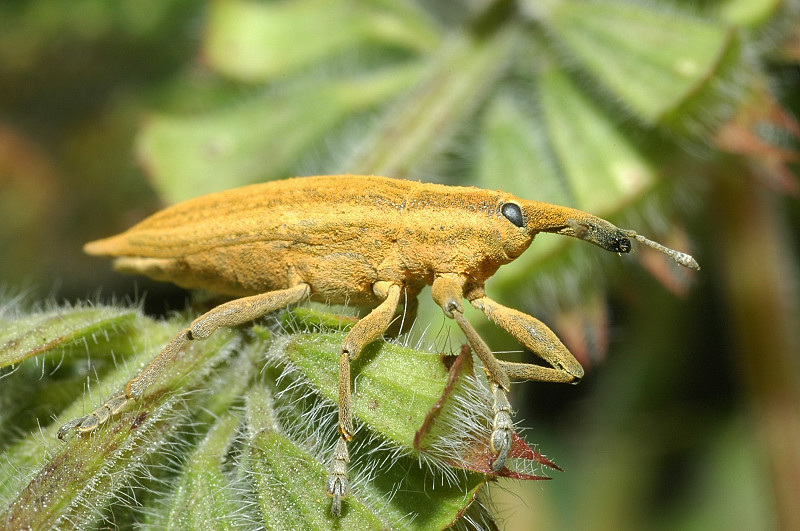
[
  {"left": 58, "top": 283, "right": 310, "bottom": 439},
  {"left": 431, "top": 274, "right": 513, "bottom": 472},
  {"left": 468, "top": 294, "right": 584, "bottom": 384},
  {"left": 327, "top": 281, "right": 401, "bottom": 517}
]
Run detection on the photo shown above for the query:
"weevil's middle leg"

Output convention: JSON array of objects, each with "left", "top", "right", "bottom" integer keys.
[
  {"left": 431, "top": 274, "right": 513, "bottom": 471},
  {"left": 58, "top": 283, "right": 310, "bottom": 440},
  {"left": 385, "top": 292, "right": 418, "bottom": 337},
  {"left": 327, "top": 281, "right": 401, "bottom": 517}
]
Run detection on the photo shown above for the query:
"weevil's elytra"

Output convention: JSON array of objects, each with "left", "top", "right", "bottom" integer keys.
[{"left": 63, "top": 174, "right": 699, "bottom": 517}]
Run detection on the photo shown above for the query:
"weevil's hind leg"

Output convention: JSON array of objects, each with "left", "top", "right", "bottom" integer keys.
[
  {"left": 431, "top": 275, "right": 513, "bottom": 472},
  {"left": 327, "top": 281, "right": 401, "bottom": 516},
  {"left": 58, "top": 283, "right": 310, "bottom": 440},
  {"left": 468, "top": 294, "right": 584, "bottom": 383}
]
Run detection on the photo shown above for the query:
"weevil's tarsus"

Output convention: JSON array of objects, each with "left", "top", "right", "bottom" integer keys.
[
  {"left": 623, "top": 230, "right": 701, "bottom": 270},
  {"left": 453, "top": 309, "right": 513, "bottom": 471},
  {"left": 490, "top": 384, "right": 513, "bottom": 472},
  {"left": 58, "top": 392, "right": 129, "bottom": 440},
  {"left": 464, "top": 292, "right": 584, "bottom": 471},
  {"left": 56, "top": 417, "right": 83, "bottom": 440},
  {"left": 432, "top": 275, "right": 512, "bottom": 469},
  {"left": 327, "top": 437, "right": 350, "bottom": 517}
]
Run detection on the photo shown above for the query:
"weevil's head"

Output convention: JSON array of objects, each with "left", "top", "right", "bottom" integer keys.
[
  {"left": 491, "top": 199, "right": 540, "bottom": 260},
  {"left": 499, "top": 195, "right": 699, "bottom": 270},
  {"left": 426, "top": 191, "right": 634, "bottom": 281}
]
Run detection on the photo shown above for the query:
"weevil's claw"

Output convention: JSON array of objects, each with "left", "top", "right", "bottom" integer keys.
[
  {"left": 57, "top": 417, "right": 85, "bottom": 440},
  {"left": 490, "top": 384, "right": 513, "bottom": 472},
  {"left": 330, "top": 491, "right": 342, "bottom": 519},
  {"left": 327, "top": 436, "right": 350, "bottom": 517}
]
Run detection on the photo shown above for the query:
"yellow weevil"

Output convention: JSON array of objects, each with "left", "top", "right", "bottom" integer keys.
[{"left": 58, "top": 174, "right": 699, "bottom": 516}]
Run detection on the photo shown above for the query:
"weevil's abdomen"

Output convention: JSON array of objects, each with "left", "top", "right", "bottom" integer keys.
[
  {"left": 108, "top": 240, "right": 296, "bottom": 298},
  {"left": 109, "top": 242, "right": 394, "bottom": 304},
  {"left": 85, "top": 176, "right": 418, "bottom": 302}
]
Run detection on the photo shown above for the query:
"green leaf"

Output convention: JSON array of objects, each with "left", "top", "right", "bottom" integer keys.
[
  {"left": 476, "top": 93, "right": 569, "bottom": 205},
  {"left": 259, "top": 336, "right": 491, "bottom": 528},
  {"left": 346, "top": 21, "right": 523, "bottom": 177},
  {"left": 537, "top": 64, "right": 656, "bottom": 215},
  {"left": 141, "top": 343, "right": 256, "bottom": 529},
  {"left": 717, "top": 0, "right": 784, "bottom": 28},
  {"left": 0, "top": 312, "right": 239, "bottom": 529},
  {"left": 538, "top": 0, "right": 741, "bottom": 131},
  {"left": 0, "top": 304, "right": 139, "bottom": 368},
  {"left": 137, "top": 65, "right": 422, "bottom": 203},
  {"left": 284, "top": 333, "right": 458, "bottom": 448},
  {"left": 246, "top": 385, "right": 388, "bottom": 529},
  {"left": 2, "top": 304, "right": 537, "bottom": 529},
  {"left": 0, "top": 304, "right": 146, "bottom": 440},
  {"left": 204, "top": 0, "right": 439, "bottom": 82},
  {"left": 167, "top": 413, "right": 244, "bottom": 529}
]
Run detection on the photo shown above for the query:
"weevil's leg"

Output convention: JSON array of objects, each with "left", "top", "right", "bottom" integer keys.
[
  {"left": 327, "top": 281, "right": 401, "bottom": 516},
  {"left": 496, "top": 360, "right": 582, "bottom": 382},
  {"left": 469, "top": 295, "right": 584, "bottom": 382},
  {"left": 57, "top": 393, "right": 128, "bottom": 439},
  {"left": 386, "top": 291, "right": 418, "bottom": 337},
  {"left": 468, "top": 294, "right": 584, "bottom": 383},
  {"left": 431, "top": 275, "right": 513, "bottom": 471},
  {"left": 58, "top": 283, "right": 310, "bottom": 439}
]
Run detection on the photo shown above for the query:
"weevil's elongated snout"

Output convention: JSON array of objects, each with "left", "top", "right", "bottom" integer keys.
[
  {"left": 520, "top": 200, "right": 700, "bottom": 270},
  {"left": 519, "top": 200, "right": 633, "bottom": 254}
]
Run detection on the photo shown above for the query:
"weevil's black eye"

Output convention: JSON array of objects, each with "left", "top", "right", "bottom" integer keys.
[{"left": 501, "top": 202, "right": 524, "bottom": 228}]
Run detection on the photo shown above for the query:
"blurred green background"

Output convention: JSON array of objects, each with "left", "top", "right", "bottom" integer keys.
[{"left": 1, "top": 0, "right": 799, "bottom": 529}]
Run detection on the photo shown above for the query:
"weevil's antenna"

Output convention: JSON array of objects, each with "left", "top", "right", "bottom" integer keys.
[{"left": 623, "top": 230, "right": 701, "bottom": 271}]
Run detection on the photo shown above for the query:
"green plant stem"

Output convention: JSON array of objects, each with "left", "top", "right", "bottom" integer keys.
[
  {"left": 347, "top": 1, "right": 520, "bottom": 177},
  {"left": 715, "top": 173, "right": 800, "bottom": 530}
]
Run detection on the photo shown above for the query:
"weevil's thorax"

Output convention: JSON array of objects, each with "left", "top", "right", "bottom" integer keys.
[{"left": 397, "top": 187, "right": 535, "bottom": 283}]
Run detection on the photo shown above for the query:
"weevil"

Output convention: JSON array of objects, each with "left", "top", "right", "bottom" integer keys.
[{"left": 59, "top": 174, "right": 699, "bottom": 516}]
